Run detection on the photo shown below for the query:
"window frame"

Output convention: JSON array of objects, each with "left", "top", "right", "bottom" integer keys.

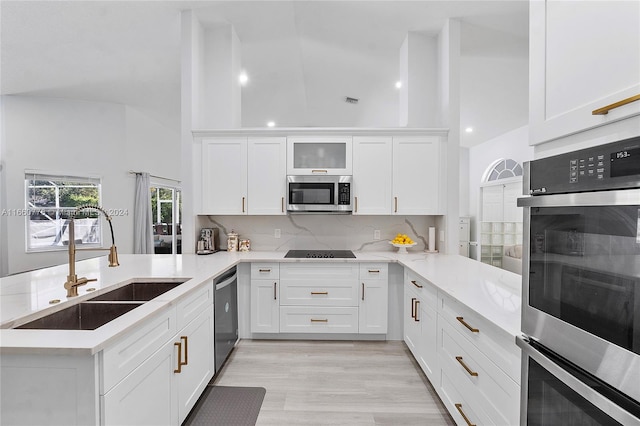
[{"left": 24, "top": 171, "right": 103, "bottom": 253}]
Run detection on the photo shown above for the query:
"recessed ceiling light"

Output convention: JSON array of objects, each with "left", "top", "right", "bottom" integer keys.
[
  {"left": 465, "top": 127, "right": 474, "bottom": 133},
  {"left": 266, "top": 121, "right": 275, "bottom": 128},
  {"left": 395, "top": 81, "right": 402, "bottom": 89},
  {"left": 238, "top": 71, "right": 249, "bottom": 86}
]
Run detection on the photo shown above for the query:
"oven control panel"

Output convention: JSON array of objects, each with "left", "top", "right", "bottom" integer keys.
[{"left": 529, "top": 136, "right": 640, "bottom": 195}]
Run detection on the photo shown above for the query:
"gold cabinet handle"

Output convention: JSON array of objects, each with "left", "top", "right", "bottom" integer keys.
[
  {"left": 174, "top": 342, "right": 183, "bottom": 373},
  {"left": 456, "top": 316, "right": 479, "bottom": 333},
  {"left": 592, "top": 94, "right": 640, "bottom": 115},
  {"left": 411, "top": 280, "right": 423, "bottom": 289},
  {"left": 310, "top": 318, "right": 328, "bottom": 322},
  {"left": 242, "top": 196, "right": 245, "bottom": 213},
  {"left": 368, "top": 269, "right": 380, "bottom": 273},
  {"left": 455, "top": 356, "right": 478, "bottom": 377},
  {"left": 311, "top": 291, "right": 328, "bottom": 295},
  {"left": 281, "top": 196, "right": 284, "bottom": 213},
  {"left": 181, "top": 336, "right": 188, "bottom": 366},
  {"left": 454, "top": 403, "right": 476, "bottom": 426},
  {"left": 414, "top": 300, "right": 420, "bottom": 322},
  {"left": 394, "top": 196, "right": 398, "bottom": 213},
  {"left": 361, "top": 282, "right": 365, "bottom": 301},
  {"left": 273, "top": 282, "right": 277, "bottom": 300},
  {"left": 355, "top": 196, "right": 358, "bottom": 213},
  {"left": 259, "top": 268, "right": 271, "bottom": 272},
  {"left": 411, "top": 297, "right": 416, "bottom": 318},
  {"left": 311, "top": 169, "right": 327, "bottom": 174}
]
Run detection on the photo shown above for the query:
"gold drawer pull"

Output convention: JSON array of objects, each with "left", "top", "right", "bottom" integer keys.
[
  {"left": 310, "top": 318, "right": 328, "bottom": 323},
  {"left": 274, "top": 282, "right": 277, "bottom": 300},
  {"left": 311, "top": 291, "right": 328, "bottom": 295},
  {"left": 259, "top": 268, "right": 271, "bottom": 272},
  {"left": 174, "top": 342, "right": 183, "bottom": 373},
  {"left": 592, "top": 94, "right": 640, "bottom": 115},
  {"left": 394, "top": 196, "right": 398, "bottom": 213},
  {"left": 414, "top": 300, "right": 420, "bottom": 322},
  {"left": 411, "top": 297, "right": 416, "bottom": 319},
  {"left": 311, "top": 169, "right": 327, "bottom": 174},
  {"left": 411, "top": 280, "right": 423, "bottom": 289},
  {"left": 181, "top": 336, "right": 188, "bottom": 366},
  {"left": 362, "top": 282, "right": 365, "bottom": 301},
  {"left": 456, "top": 316, "right": 479, "bottom": 333},
  {"left": 455, "top": 356, "right": 478, "bottom": 377},
  {"left": 281, "top": 197, "right": 284, "bottom": 213},
  {"left": 355, "top": 196, "right": 358, "bottom": 213},
  {"left": 454, "top": 403, "right": 476, "bottom": 426},
  {"left": 242, "top": 196, "right": 245, "bottom": 213},
  {"left": 368, "top": 269, "right": 380, "bottom": 273}
]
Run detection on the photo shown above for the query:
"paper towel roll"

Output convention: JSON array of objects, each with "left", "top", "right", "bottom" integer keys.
[{"left": 428, "top": 227, "right": 436, "bottom": 252}]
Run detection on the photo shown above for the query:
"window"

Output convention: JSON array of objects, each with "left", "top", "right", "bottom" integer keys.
[
  {"left": 482, "top": 158, "right": 523, "bottom": 182},
  {"left": 151, "top": 184, "right": 181, "bottom": 254},
  {"left": 25, "top": 172, "right": 102, "bottom": 252}
]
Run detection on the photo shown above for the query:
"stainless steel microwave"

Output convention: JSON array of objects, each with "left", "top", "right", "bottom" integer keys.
[{"left": 286, "top": 175, "right": 352, "bottom": 213}]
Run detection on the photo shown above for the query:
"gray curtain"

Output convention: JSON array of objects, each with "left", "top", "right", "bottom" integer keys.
[{"left": 133, "top": 172, "right": 154, "bottom": 254}]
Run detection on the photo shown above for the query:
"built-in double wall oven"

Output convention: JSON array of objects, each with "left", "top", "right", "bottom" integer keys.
[{"left": 517, "top": 136, "right": 640, "bottom": 425}]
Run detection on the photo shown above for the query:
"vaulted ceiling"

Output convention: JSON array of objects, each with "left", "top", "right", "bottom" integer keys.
[{"left": 1, "top": 1, "right": 529, "bottom": 147}]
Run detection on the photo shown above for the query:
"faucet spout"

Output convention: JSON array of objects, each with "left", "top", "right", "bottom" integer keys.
[{"left": 64, "top": 205, "right": 119, "bottom": 297}]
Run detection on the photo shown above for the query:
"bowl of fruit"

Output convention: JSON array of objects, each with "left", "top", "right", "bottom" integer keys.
[{"left": 390, "top": 233, "right": 417, "bottom": 253}]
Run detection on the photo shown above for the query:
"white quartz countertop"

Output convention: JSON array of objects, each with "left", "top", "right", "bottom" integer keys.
[{"left": 0, "top": 251, "right": 521, "bottom": 354}]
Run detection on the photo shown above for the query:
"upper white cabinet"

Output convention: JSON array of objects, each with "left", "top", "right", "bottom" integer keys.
[
  {"left": 529, "top": 1, "right": 640, "bottom": 145},
  {"left": 248, "top": 137, "right": 287, "bottom": 215},
  {"left": 392, "top": 136, "right": 441, "bottom": 215},
  {"left": 352, "top": 136, "right": 393, "bottom": 215},
  {"left": 202, "top": 137, "right": 286, "bottom": 215},
  {"left": 287, "top": 136, "right": 353, "bottom": 175},
  {"left": 202, "top": 137, "right": 248, "bottom": 214}
]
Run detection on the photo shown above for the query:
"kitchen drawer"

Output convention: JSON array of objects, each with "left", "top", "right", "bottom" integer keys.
[
  {"left": 279, "top": 280, "right": 358, "bottom": 306},
  {"left": 439, "top": 369, "right": 491, "bottom": 426},
  {"left": 280, "top": 263, "right": 359, "bottom": 281},
  {"left": 439, "top": 294, "right": 520, "bottom": 383},
  {"left": 359, "top": 263, "right": 388, "bottom": 280},
  {"left": 406, "top": 271, "right": 437, "bottom": 310},
  {"left": 439, "top": 317, "right": 520, "bottom": 425},
  {"left": 251, "top": 263, "right": 280, "bottom": 280},
  {"left": 101, "top": 306, "right": 177, "bottom": 393},
  {"left": 176, "top": 282, "right": 213, "bottom": 330},
  {"left": 279, "top": 306, "right": 359, "bottom": 333}
]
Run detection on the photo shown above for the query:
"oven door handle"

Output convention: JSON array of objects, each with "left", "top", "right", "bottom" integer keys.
[
  {"left": 518, "top": 188, "right": 640, "bottom": 208},
  {"left": 516, "top": 336, "right": 640, "bottom": 425}
]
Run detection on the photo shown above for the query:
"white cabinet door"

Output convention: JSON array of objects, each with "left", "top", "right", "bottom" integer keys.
[
  {"left": 352, "top": 136, "right": 392, "bottom": 215},
  {"left": 286, "top": 136, "right": 353, "bottom": 175},
  {"left": 529, "top": 1, "right": 640, "bottom": 145},
  {"left": 392, "top": 136, "right": 441, "bottom": 215},
  {"left": 358, "top": 279, "right": 388, "bottom": 334},
  {"left": 251, "top": 279, "right": 280, "bottom": 333},
  {"left": 102, "top": 342, "right": 178, "bottom": 426},
  {"left": 177, "top": 305, "right": 215, "bottom": 423},
  {"left": 248, "top": 137, "right": 287, "bottom": 215},
  {"left": 202, "top": 138, "right": 248, "bottom": 214},
  {"left": 404, "top": 285, "right": 420, "bottom": 355},
  {"left": 415, "top": 301, "right": 438, "bottom": 385}
]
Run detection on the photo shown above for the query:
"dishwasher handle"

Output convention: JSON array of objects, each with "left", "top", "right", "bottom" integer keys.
[{"left": 214, "top": 268, "right": 237, "bottom": 290}]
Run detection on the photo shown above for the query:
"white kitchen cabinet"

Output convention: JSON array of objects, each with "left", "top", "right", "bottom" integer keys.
[
  {"left": 286, "top": 136, "right": 353, "bottom": 175},
  {"left": 392, "top": 136, "right": 441, "bottom": 215},
  {"left": 202, "top": 137, "right": 248, "bottom": 214},
  {"left": 529, "top": 0, "right": 640, "bottom": 145},
  {"left": 458, "top": 217, "right": 470, "bottom": 257},
  {"left": 250, "top": 263, "right": 280, "bottom": 333},
  {"left": 352, "top": 136, "right": 393, "bottom": 215},
  {"left": 358, "top": 263, "right": 388, "bottom": 334},
  {"left": 103, "top": 283, "right": 214, "bottom": 426},
  {"left": 248, "top": 137, "right": 287, "bottom": 215}
]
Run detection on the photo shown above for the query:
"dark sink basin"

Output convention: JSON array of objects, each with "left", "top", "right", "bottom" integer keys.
[
  {"left": 16, "top": 302, "right": 142, "bottom": 330},
  {"left": 89, "top": 281, "right": 185, "bottom": 302}
]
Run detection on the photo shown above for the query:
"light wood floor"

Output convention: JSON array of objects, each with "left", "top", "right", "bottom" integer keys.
[{"left": 211, "top": 339, "right": 455, "bottom": 426}]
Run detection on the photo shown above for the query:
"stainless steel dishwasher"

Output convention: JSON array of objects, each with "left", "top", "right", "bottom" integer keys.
[{"left": 213, "top": 266, "right": 238, "bottom": 372}]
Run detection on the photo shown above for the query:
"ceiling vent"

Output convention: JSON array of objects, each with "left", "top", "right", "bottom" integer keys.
[{"left": 345, "top": 96, "right": 359, "bottom": 104}]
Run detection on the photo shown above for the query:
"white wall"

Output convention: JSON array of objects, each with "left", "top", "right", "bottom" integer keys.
[
  {"left": 466, "top": 125, "right": 533, "bottom": 257},
  {"left": 1, "top": 95, "right": 179, "bottom": 275}
]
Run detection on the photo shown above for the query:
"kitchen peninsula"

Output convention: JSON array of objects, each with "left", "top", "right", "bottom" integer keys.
[{"left": 0, "top": 252, "right": 521, "bottom": 425}]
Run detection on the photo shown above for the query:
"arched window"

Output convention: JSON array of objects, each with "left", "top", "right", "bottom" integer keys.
[{"left": 482, "top": 158, "right": 523, "bottom": 183}]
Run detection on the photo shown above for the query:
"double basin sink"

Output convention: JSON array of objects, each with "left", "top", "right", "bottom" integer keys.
[{"left": 16, "top": 281, "right": 187, "bottom": 331}]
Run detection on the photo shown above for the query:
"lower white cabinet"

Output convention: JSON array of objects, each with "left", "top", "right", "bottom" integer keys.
[
  {"left": 103, "top": 283, "right": 214, "bottom": 426},
  {"left": 280, "top": 306, "right": 359, "bottom": 333},
  {"left": 250, "top": 263, "right": 280, "bottom": 333},
  {"left": 359, "top": 264, "right": 388, "bottom": 334}
]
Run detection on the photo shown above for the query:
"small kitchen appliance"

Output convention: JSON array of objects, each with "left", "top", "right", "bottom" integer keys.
[{"left": 286, "top": 175, "right": 352, "bottom": 213}]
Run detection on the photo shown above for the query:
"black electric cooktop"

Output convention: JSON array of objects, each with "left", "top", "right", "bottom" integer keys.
[{"left": 284, "top": 249, "right": 356, "bottom": 259}]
